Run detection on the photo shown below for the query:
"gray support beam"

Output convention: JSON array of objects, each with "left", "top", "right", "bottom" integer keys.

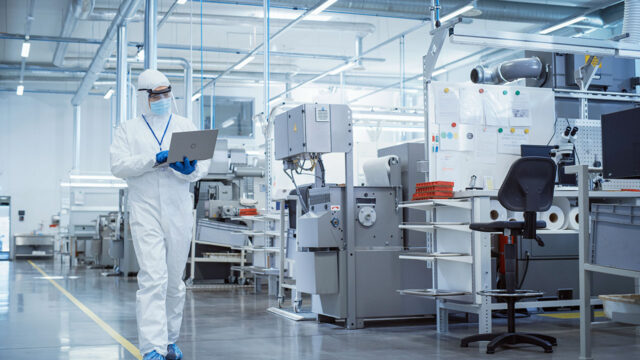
[
  {"left": 264, "top": 0, "right": 272, "bottom": 207},
  {"left": 71, "top": 0, "right": 143, "bottom": 106},
  {"left": 116, "top": 25, "right": 127, "bottom": 127},
  {"left": 73, "top": 105, "right": 82, "bottom": 171},
  {"left": 144, "top": 0, "right": 157, "bottom": 70},
  {"left": 400, "top": 35, "right": 406, "bottom": 108},
  {"left": 157, "top": 0, "right": 181, "bottom": 29}
]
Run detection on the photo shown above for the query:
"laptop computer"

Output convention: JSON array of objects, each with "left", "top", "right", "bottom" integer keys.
[{"left": 154, "top": 129, "right": 218, "bottom": 168}]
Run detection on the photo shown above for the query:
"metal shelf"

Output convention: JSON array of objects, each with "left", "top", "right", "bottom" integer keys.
[
  {"left": 397, "top": 289, "right": 471, "bottom": 298},
  {"left": 585, "top": 263, "right": 640, "bottom": 279},
  {"left": 194, "top": 256, "right": 244, "bottom": 263},
  {"left": 399, "top": 252, "right": 472, "bottom": 264},
  {"left": 398, "top": 199, "right": 471, "bottom": 211},
  {"left": 399, "top": 222, "right": 471, "bottom": 233}
]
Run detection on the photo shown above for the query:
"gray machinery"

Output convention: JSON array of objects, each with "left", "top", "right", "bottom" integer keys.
[
  {"left": 276, "top": 104, "right": 432, "bottom": 329},
  {"left": 103, "top": 189, "right": 138, "bottom": 277},
  {"left": 200, "top": 139, "right": 265, "bottom": 220}
]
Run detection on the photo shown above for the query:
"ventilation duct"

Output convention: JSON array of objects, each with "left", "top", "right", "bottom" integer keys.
[
  {"left": 622, "top": 0, "right": 640, "bottom": 42},
  {"left": 470, "top": 57, "right": 543, "bottom": 84}
]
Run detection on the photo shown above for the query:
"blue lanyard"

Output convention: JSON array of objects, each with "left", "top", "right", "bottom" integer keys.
[{"left": 141, "top": 114, "right": 172, "bottom": 150}]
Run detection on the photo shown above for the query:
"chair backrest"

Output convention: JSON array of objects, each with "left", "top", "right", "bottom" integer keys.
[{"left": 498, "top": 157, "right": 557, "bottom": 212}]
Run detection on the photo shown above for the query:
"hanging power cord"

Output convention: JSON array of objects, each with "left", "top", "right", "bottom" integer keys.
[
  {"left": 518, "top": 250, "right": 531, "bottom": 290},
  {"left": 285, "top": 169, "right": 308, "bottom": 213}
]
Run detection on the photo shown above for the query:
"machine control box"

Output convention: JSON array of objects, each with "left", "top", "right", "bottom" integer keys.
[{"left": 274, "top": 104, "right": 352, "bottom": 160}]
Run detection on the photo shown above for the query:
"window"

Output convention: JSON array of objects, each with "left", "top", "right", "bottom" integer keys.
[{"left": 203, "top": 96, "right": 254, "bottom": 138}]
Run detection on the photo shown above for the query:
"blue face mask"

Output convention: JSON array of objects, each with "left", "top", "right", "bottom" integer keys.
[{"left": 149, "top": 98, "right": 171, "bottom": 115}]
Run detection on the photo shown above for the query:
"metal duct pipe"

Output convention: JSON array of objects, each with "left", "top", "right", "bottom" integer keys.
[
  {"left": 89, "top": 9, "right": 377, "bottom": 35},
  {"left": 470, "top": 57, "right": 543, "bottom": 84},
  {"left": 144, "top": 0, "right": 157, "bottom": 69},
  {"left": 116, "top": 25, "right": 127, "bottom": 127},
  {"left": 53, "top": 0, "right": 94, "bottom": 67},
  {"left": 190, "top": 0, "right": 604, "bottom": 25},
  {"left": 71, "top": 0, "right": 143, "bottom": 106},
  {"left": 622, "top": 0, "right": 640, "bottom": 42}
]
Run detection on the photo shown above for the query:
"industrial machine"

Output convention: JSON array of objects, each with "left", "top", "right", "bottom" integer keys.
[
  {"left": 102, "top": 189, "right": 138, "bottom": 276},
  {"left": 276, "top": 104, "right": 432, "bottom": 329}
]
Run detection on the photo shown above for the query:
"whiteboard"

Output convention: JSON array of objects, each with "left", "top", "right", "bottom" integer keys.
[{"left": 427, "top": 82, "right": 556, "bottom": 190}]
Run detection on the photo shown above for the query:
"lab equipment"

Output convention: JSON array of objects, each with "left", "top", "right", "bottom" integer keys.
[
  {"left": 461, "top": 157, "right": 558, "bottom": 354},
  {"left": 601, "top": 107, "right": 640, "bottom": 179},
  {"left": 277, "top": 104, "right": 431, "bottom": 329},
  {"left": 170, "top": 157, "right": 197, "bottom": 175},
  {"left": 550, "top": 126, "right": 579, "bottom": 186}
]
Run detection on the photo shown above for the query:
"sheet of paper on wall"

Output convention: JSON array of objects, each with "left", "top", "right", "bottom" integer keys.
[
  {"left": 483, "top": 91, "right": 509, "bottom": 127},
  {"left": 459, "top": 87, "right": 483, "bottom": 125},
  {"left": 435, "top": 88, "right": 460, "bottom": 125},
  {"left": 437, "top": 152, "right": 467, "bottom": 183},
  {"left": 475, "top": 128, "right": 498, "bottom": 164},
  {"left": 510, "top": 93, "right": 532, "bottom": 127},
  {"left": 457, "top": 124, "right": 475, "bottom": 152},
  {"left": 498, "top": 130, "right": 529, "bottom": 155},
  {"left": 439, "top": 125, "right": 460, "bottom": 151}
]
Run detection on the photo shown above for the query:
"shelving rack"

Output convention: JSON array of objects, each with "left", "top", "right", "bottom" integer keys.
[{"left": 396, "top": 191, "right": 615, "bottom": 334}]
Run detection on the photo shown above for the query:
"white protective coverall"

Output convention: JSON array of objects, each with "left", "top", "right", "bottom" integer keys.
[{"left": 110, "top": 70, "right": 210, "bottom": 356}]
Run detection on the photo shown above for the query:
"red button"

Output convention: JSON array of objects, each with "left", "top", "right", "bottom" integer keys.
[
  {"left": 451, "top": 122, "right": 457, "bottom": 128},
  {"left": 479, "top": 88, "right": 484, "bottom": 94}
]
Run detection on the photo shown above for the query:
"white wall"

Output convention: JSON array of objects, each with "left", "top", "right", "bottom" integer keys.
[{"left": 0, "top": 92, "right": 112, "bottom": 235}]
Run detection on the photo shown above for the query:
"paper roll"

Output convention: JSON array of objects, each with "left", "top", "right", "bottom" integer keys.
[
  {"left": 489, "top": 200, "right": 507, "bottom": 221},
  {"left": 363, "top": 155, "right": 399, "bottom": 186},
  {"left": 541, "top": 205, "right": 565, "bottom": 230},
  {"left": 553, "top": 197, "right": 571, "bottom": 229},
  {"left": 568, "top": 207, "right": 580, "bottom": 230}
]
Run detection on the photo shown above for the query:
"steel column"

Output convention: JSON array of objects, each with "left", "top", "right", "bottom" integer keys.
[
  {"left": 73, "top": 105, "right": 82, "bottom": 170},
  {"left": 116, "top": 25, "right": 127, "bottom": 127},
  {"left": 264, "top": 0, "right": 272, "bottom": 207},
  {"left": 144, "top": 0, "right": 157, "bottom": 69}
]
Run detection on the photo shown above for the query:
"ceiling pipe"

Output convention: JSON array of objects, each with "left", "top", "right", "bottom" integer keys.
[
  {"left": 194, "top": 0, "right": 607, "bottom": 25},
  {"left": 116, "top": 24, "right": 127, "bottom": 127},
  {"left": 88, "top": 9, "right": 376, "bottom": 35},
  {"left": 71, "top": 0, "right": 144, "bottom": 106},
  {"left": 0, "top": 32, "right": 385, "bottom": 63},
  {"left": 18, "top": 0, "right": 36, "bottom": 91},
  {"left": 470, "top": 56, "right": 544, "bottom": 84},
  {"left": 53, "top": 0, "right": 95, "bottom": 67}
]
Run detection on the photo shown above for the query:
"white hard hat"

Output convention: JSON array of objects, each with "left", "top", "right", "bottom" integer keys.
[{"left": 137, "top": 69, "right": 170, "bottom": 91}]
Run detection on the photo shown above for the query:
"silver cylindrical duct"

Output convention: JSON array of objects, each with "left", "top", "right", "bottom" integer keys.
[
  {"left": 234, "top": 167, "right": 265, "bottom": 177},
  {"left": 470, "top": 57, "right": 543, "bottom": 84},
  {"left": 144, "top": 0, "right": 157, "bottom": 70},
  {"left": 622, "top": 0, "right": 640, "bottom": 43},
  {"left": 116, "top": 25, "right": 127, "bottom": 127}
]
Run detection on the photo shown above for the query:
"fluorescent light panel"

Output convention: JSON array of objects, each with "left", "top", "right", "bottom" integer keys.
[
  {"left": 21, "top": 42, "right": 30, "bottom": 58},
  {"left": 69, "top": 174, "right": 119, "bottom": 180},
  {"left": 104, "top": 89, "right": 114, "bottom": 99},
  {"left": 191, "top": 93, "right": 202, "bottom": 101},
  {"left": 16, "top": 85, "right": 24, "bottom": 96},
  {"left": 539, "top": 16, "right": 587, "bottom": 35},
  {"left": 233, "top": 55, "right": 255, "bottom": 70},
  {"left": 60, "top": 182, "right": 127, "bottom": 188},
  {"left": 309, "top": 0, "right": 338, "bottom": 16},
  {"left": 329, "top": 62, "right": 356, "bottom": 75},
  {"left": 440, "top": 3, "right": 475, "bottom": 23},
  {"left": 176, "top": 0, "right": 187, "bottom": 4}
]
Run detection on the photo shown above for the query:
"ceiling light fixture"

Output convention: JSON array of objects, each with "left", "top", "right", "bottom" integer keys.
[
  {"left": 309, "top": 0, "right": 339, "bottom": 16},
  {"left": 539, "top": 16, "right": 587, "bottom": 35},
  {"left": 233, "top": 55, "right": 255, "bottom": 70},
  {"left": 440, "top": 2, "right": 476, "bottom": 23},
  {"left": 21, "top": 42, "right": 31, "bottom": 58},
  {"left": 176, "top": 0, "right": 188, "bottom": 4},
  {"left": 104, "top": 89, "right": 114, "bottom": 100},
  {"left": 191, "top": 93, "right": 202, "bottom": 101},
  {"left": 16, "top": 84, "right": 24, "bottom": 96}
]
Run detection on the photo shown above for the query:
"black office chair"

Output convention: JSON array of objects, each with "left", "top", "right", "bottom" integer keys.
[{"left": 460, "top": 157, "right": 558, "bottom": 354}]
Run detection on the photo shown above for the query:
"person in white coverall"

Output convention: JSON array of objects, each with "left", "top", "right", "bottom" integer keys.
[{"left": 110, "top": 69, "right": 209, "bottom": 360}]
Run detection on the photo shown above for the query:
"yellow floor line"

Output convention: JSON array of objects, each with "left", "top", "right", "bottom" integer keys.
[
  {"left": 28, "top": 260, "right": 142, "bottom": 360},
  {"left": 538, "top": 311, "right": 605, "bottom": 319}
]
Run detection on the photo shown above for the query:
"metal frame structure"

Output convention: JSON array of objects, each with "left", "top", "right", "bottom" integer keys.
[{"left": 566, "top": 165, "right": 640, "bottom": 360}]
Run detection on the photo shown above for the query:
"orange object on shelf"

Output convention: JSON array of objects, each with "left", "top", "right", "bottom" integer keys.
[
  {"left": 411, "top": 181, "right": 455, "bottom": 201},
  {"left": 239, "top": 208, "right": 259, "bottom": 216}
]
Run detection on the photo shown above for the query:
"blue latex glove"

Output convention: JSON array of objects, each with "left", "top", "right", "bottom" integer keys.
[
  {"left": 170, "top": 156, "right": 197, "bottom": 175},
  {"left": 156, "top": 150, "right": 169, "bottom": 164}
]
